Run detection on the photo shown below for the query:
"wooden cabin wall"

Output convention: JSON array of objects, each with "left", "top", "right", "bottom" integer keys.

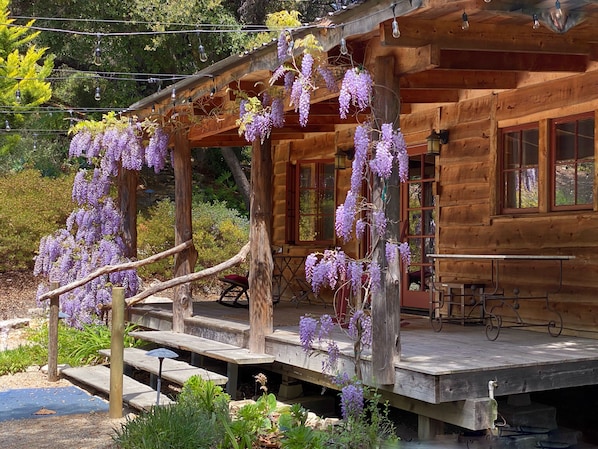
[{"left": 400, "top": 69, "right": 598, "bottom": 336}]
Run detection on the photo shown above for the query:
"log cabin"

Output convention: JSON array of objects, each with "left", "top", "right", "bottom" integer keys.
[{"left": 123, "top": 0, "right": 598, "bottom": 440}]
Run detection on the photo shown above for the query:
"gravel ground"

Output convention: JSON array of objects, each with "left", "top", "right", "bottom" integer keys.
[{"left": 0, "top": 270, "right": 130, "bottom": 449}]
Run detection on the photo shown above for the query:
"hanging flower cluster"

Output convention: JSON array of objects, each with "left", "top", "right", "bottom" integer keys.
[
  {"left": 35, "top": 113, "right": 170, "bottom": 328},
  {"left": 237, "top": 94, "right": 284, "bottom": 143}
]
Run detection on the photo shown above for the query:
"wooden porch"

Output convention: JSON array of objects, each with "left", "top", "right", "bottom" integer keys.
[{"left": 128, "top": 297, "right": 598, "bottom": 433}]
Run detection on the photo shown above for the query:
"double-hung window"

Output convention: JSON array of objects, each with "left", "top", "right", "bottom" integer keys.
[
  {"left": 500, "top": 124, "right": 540, "bottom": 213},
  {"left": 552, "top": 113, "right": 595, "bottom": 210},
  {"left": 286, "top": 160, "right": 335, "bottom": 244}
]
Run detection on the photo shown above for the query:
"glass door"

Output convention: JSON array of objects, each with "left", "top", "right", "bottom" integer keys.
[{"left": 401, "top": 149, "right": 436, "bottom": 310}]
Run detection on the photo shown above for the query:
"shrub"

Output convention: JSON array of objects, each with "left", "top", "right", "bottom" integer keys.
[
  {"left": 137, "top": 198, "right": 249, "bottom": 286},
  {"left": 0, "top": 169, "right": 74, "bottom": 270},
  {"left": 0, "top": 342, "right": 46, "bottom": 375}
]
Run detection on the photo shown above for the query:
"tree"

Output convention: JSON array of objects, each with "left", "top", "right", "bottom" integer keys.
[{"left": 0, "top": 0, "right": 54, "bottom": 170}]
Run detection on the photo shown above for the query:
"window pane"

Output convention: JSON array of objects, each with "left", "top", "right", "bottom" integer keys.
[
  {"left": 522, "top": 129, "right": 539, "bottom": 165},
  {"left": 521, "top": 168, "right": 539, "bottom": 208},
  {"left": 504, "top": 170, "right": 520, "bottom": 208},
  {"left": 299, "top": 164, "right": 315, "bottom": 188},
  {"left": 299, "top": 190, "right": 316, "bottom": 214},
  {"left": 577, "top": 161, "right": 594, "bottom": 204},
  {"left": 555, "top": 122, "right": 576, "bottom": 162},
  {"left": 299, "top": 215, "right": 316, "bottom": 241},
  {"left": 504, "top": 132, "right": 521, "bottom": 169},
  {"left": 408, "top": 211, "right": 422, "bottom": 236},
  {"left": 409, "top": 183, "right": 422, "bottom": 208},
  {"left": 578, "top": 118, "right": 595, "bottom": 160},
  {"left": 423, "top": 209, "right": 436, "bottom": 234},
  {"left": 554, "top": 163, "right": 575, "bottom": 206}
]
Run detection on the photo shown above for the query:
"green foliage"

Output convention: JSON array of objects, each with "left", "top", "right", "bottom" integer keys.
[
  {"left": 114, "top": 402, "right": 226, "bottom": 449},
  {"left": 114, "top": 375, "right": 231, "bottom": 449},
  {"left": 326, "top": 389, "right": 400, "bottom": 449},
  {"left": 227, "top": 391, "right": 279, "bottom": 449},
  {"left": 279, "top": 404, "right": 325, "bottom": 449},
  {"left": 0, "top": 341, "right": 46, "bottom": 375},
  {"left": 0, "top": 169, "right": 74, "bottom": 270},
  {"left": 137, "top": 198, "right": 249, "bottom": 282}
]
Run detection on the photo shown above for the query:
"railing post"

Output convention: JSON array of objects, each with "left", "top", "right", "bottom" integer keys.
[
  {"left": 110, "top": 286, "right": 125, "bottom": 419},
  {"left": 47, "top": 281, "right": 60, "bottom": 382}
]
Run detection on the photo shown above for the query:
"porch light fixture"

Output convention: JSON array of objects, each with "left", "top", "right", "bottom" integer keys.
[
  {"left": 426, "top": 129, "right": 449, "bottom": 155},
  {"left": 335, "top": 147, "right": 355, "bottom": 170},
  {"left": 461, "top": 12, "right": 470, "bottom": 30}
]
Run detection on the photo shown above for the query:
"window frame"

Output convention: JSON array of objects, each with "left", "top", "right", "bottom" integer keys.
[
  {"left": 550, "top": 112, "right": 595, "bottom": 212},
  {"left": 292, "top": 158, "right": 336, "bottom": 245},
  {"left": 499, "top": 122, "right": 540, "bottom": 214}
]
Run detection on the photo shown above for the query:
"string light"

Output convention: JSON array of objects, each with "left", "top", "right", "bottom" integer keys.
[
  {"left": 197, "top": 33, "right": 208, "bottom": 63},
  {"left": 339, "top": 26, "right": 348, "bottom": 55},
  {"left": 5, "top": 120, "right": 10, "bottom": 131},
  {"left": 94, "top": 85, "right": 101, "bottom": 101},
  {"left": 33, "top": 133, "right": 38, "bottom": 150},
  {"left": 391, "top": 4, "right": 400, "bottom": 38},
  {"left": 532, "top": 13, "right": 540, "bottom": 29},
  {"left": 15, "top": 88, "right": 21, "bottom": 103},
  {"left": 93, "top": 33, "right": 102, "bottom": 66},
  {"left": 461, "top": 12, "right": 470, "bottom": 30},
  {"left": 171, "top": 88, "right": 176, "bottom": 106}
]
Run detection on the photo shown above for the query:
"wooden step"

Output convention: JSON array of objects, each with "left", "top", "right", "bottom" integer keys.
[
  {"left": 99, "top": 347, "right": 228, "bottom": 386},
  {"left": 62, "top": 364, "right": 173, "bottom": 411},
  {"left": 129, "top": 330, "right": 275, "bottom": 365}
]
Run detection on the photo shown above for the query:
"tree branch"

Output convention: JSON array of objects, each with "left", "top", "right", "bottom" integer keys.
[{"left": 38, "top": 240, "right": 194, "bottom": 302}]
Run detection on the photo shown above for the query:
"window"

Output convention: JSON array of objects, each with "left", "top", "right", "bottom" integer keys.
[
  {"left": 287, "top": 160, "right": 335, "bottom": 244},
  {"left": 552, "top": 113, "right": 595, "bottom": 210},
  {"left": 500, "top": 124, "right": 539, "bottom": 212}
]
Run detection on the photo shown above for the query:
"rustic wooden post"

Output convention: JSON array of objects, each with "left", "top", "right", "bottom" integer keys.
[
  {"left": 371, "top": 55, "right": 401, "bottom": 385},
  {"left": 172, "top": 130, "right": 198, "bottom": 333},
  {"left": 47, "top": 281, "right": 59, "bottom": 382},
  {"left": 248, "top": 136, "right": 274, "bottom": 353},
  {"left": 118, "top": 168, "right": 138, "bottom": 258},
  {"left": 109, "top": 286, "right": 125, "bottom": 419}
]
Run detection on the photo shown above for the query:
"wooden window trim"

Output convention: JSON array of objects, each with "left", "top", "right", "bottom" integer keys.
[{"left": 550, "top": 112, "right": 595, "bottom": 212}]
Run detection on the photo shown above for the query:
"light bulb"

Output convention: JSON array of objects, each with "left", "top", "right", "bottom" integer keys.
[
  {"left": 4, "top": 120, "right": 10, "bottom": 131},
  {"left": 484, "top": 0, "right": 491, "bottom": 3},
  {"left": 391, "top": 18, "right": 400, "bottom": 38},
  {"left": 554, "top": 0, "right": 563, "bottom": 19},
  {"left": 33, "top": 133, "right": 37, "bottom": 151},
  {"left": 198, "top": 44, "right": 208, "bottom": 62},
  {"left": 340, "top": 37, "right": 348, "bottom": 55},
  {"left": 151, "top": 104, "right": 156, "bottom": 113},
  {"left": 532, "top": 13, "right": 540, "bottom": 29},
  {"left": 15, "top": 88, "right": 21, "bottom": 103},
  {"left": 94, "top": 86, "right": 101, "bottom": 101},
  {"left": 171, "top": 88, "right": 176, "bottom": 106},
  {"left": 461, "top": 12, "right": 470, "bottom": 30},
  {"left": 93, "top": 34, "right": 101, "bottom": 66}
]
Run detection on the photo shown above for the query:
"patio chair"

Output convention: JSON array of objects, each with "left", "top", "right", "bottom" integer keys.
[{"left": 217, "top": 274, "right": 249, "bottom": 308}]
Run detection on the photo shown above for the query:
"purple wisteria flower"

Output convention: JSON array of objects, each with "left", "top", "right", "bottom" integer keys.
[
  {"left": 339, "top": 68, "right": 372, "bottom": 119},
  {"left": 277, "top": 31, "right": 290, "bottom": 62},
  {"left": 299, "top": 316, "right": 318, "bottom": 351},
  {"left": 318, "top": 66, "right": 338, "bottom": 92},
  {"left": 399, "top": 241, "right": 411, "bottom": 266},
  {"left": 373, "top": 210, "right": 387, "bottom": 237},
  {"left": 386, "top": 242, "right": 398, "bottom": 263},
  {"left": 340, "top": 383, "right": 364, "bottom": 420}
]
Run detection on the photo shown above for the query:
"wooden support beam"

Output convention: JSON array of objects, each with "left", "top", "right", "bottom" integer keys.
[
  {"left": 172, "top": 130, "right": 198, "bottom": 333},
  {"left": 118, "top": 168, "right": 138, "bottom": 258},
  {"left": 248, "top": 137, "right": 274, "bottom": 353},
  {"left": 400, "top": 89, "right": 460, "bottom": 103},
  {"left": 400, "top": 70, "right": 519, "bottom": 90},
  {"left": 371, "top": 55, "right": 402, "bottom": 385}
]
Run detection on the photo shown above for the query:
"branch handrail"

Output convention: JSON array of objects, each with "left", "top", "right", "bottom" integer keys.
[{"left": 38, "top": 239, "right": 194, "bottom": 302}]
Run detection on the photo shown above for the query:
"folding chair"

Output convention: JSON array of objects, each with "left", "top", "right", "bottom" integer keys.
[{"left": 217, "top": 274, "right": 249, "bottom": 308}]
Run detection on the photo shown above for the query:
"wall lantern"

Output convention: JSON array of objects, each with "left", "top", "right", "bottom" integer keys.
[
  {"left": 426, "top": 129, "right": 449, "bottom": 155},
  {"left": 335, "top": 147, "right": 355, "bottom": 170}
]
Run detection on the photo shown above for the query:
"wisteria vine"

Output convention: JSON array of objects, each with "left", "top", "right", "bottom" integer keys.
[{"left": 34, "top": 113, "right": 169, "bottom": 328}]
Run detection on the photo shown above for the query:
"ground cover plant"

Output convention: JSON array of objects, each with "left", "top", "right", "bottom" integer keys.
[{"left": 0, "top": 320, "right": 141, "bottom": 375}]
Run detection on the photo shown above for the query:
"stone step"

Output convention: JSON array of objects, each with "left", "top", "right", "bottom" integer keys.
[
  {"left": 62, "top": 364, "right": 173, "bottom": 411},
  {"left": 99, "top": 347, "right": 228, "bottom": 386},
  {"left": 129, "top": 330, "right": 274, "bottom": 365}
]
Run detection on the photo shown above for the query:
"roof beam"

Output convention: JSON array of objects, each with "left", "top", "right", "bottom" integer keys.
[
  {"left": 400, "top": 89, "right": 460, "bottom": 103},
  {"left": 400, "top": 70, "right": 519, "bottom": 89}
]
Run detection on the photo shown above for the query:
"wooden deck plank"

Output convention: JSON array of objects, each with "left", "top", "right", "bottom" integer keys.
[
  {"left": 99, "top": 347, "right": 228, "bottom": 386},
  {"left": 129, "top": 330, "right": 275, "bottom": 365},
  {"left": 62, "top": 365, "right": 173, "bottom": 410}
]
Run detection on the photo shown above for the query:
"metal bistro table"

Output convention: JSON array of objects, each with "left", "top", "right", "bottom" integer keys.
[
  {"left": 272, "top": 254, "right": 315, "bottom": 306},
  {"left": 428, "top": 254, "right": 575, "bottom": 340}
]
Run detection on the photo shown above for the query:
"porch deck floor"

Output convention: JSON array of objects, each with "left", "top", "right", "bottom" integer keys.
[{"left": 130, "top": 298, "right": 598, "bottom": 405}]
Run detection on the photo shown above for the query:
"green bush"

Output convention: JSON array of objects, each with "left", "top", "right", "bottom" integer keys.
[
  {"left": 114, "top": 375, "right": 230, "bottom": 449},
  {"left": 0, "top": 169, "right": 74, "bottom": 270},
  {"left": 137, "top": 198, "right": 250, "bottom": 286},
  {"left": 0, "top": 342, "right": 47, "bottom": 375}
]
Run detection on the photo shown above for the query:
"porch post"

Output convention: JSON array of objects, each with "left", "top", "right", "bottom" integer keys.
[
  {"left": 172, "top": 129, "right": 198, "bottom": 332},
  {"left": 118, "top": 168, "right": 138, "bottom": 258},
  {"left": 248, "top": 136, "right": 274, "bottom": 353},
  {"left": 371, "top": 55, "right": 402, "bottom": 385}
]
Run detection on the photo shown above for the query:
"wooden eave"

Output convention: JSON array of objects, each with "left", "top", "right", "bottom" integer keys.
[{"left": 126, "top": 0, "right": 598, "bottom": 147}]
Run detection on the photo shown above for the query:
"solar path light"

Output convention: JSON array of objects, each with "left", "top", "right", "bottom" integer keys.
[{"left": 146, "top": 348, "right": 179, "bottom": 405}]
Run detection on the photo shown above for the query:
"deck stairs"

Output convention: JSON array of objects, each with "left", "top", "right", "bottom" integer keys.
[{"left": 62, "top": 330, "right": 274, "bottom": 410}]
